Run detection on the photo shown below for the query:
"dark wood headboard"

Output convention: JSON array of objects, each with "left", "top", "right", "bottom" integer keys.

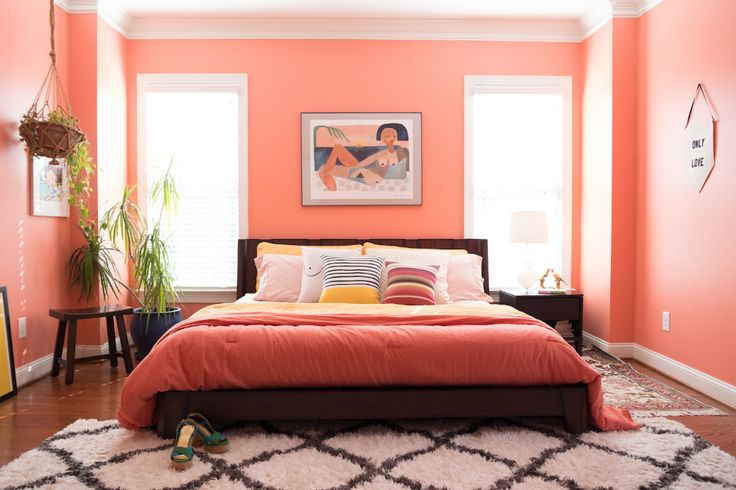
[{"left": 237, "top": 238, "right": 489, "bottom": 298}]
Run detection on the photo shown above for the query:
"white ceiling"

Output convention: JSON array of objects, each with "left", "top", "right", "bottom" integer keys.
[{"left": 115, "top": 0, "right": 606, "bottom": 20}]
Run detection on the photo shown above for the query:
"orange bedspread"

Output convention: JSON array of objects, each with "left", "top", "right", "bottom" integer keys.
[{"left": 117, "top": 302, "right": 638, "bottom": 431}]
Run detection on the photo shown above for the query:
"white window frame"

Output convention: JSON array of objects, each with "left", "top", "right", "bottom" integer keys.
[
  {"left": 137, "top": 73, "right": 248, "bottom": 303},
  {"left": 463, "top": 75, "right": 572, "bottom": 288}
]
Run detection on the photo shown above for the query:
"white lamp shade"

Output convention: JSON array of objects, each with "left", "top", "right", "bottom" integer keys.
[{"left": 509, "top": 211, "right": 549, "bottom": 243}]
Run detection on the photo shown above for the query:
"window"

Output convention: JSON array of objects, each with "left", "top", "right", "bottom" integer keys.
[
  {"left": 464, "top": 76, "right": 572, "bottom": 290},
  {"left": 137, "top": 74, "right": 247, "bottom": 302}
]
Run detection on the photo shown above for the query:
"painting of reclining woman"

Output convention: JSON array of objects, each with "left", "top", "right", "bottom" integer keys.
[{"left": 301, "top": 112, "right": 422, "bottom": 206}]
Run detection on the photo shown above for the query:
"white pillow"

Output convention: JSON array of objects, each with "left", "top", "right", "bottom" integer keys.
[
  {"left": 447, "top": 254, "right": 493, "bottom": 303},
  {"left": 252, "top": 254, "right": 303, "bottom": 302},
  {"left": 298, "top": 247, "right": 362, "bottom": 303},
  {"left": 365, "top": 248, "right": 451, "bottom": 304}
]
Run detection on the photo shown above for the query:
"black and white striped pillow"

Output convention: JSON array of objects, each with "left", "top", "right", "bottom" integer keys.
[{"left": 318, "top": 255, "right": 385, "bottom": 304}]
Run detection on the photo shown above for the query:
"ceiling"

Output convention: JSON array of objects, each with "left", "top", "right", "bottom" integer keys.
[
  {"left": 114, "top": 0, "right": 606, "bottom": 20},
  {"left": 56, "top": 0, "right": 662, "bottom": 41}
]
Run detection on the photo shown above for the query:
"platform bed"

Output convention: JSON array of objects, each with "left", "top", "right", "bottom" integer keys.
[{"left": 155, "top": 238, "right": 591, "bottom": 437}]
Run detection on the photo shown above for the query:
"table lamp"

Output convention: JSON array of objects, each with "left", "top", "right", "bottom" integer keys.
[{"left": 509, "top": 211, "right": 549, "bottom": 291}]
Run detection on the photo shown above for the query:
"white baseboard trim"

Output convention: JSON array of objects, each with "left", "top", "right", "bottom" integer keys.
[
  {"left": 582, "top": 331, "right": 635, "bottom": 358},
  {"left": 14, "top": 353, "right": 55, "bottom": 387},
  {"left": 633, "top": 344, "right": 736, "bottom": 410},
  {"left": 584, "top": 332, "right": 736, "bottom": 409},
  {"left": 14, "top": 334, "right": 134, "bottom": 388}
]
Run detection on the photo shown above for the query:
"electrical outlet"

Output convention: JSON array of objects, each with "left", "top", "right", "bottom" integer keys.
[
  {"left": 662, "top": 311, "right": 670, "bottom": 332},
  {"left": 18, "top": 317, "right": 27, "bottom": 339}
]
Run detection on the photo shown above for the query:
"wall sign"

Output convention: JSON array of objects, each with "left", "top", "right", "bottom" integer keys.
[{"left": 684, "top": 84, "right": 717, "bottom": 193}]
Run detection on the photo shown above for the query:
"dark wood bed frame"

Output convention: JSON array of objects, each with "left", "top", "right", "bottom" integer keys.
[{"left": 155, "top": 238, "right": 589, "bottom": 437}]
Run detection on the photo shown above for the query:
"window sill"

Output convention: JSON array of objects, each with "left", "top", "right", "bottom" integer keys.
[{"left": 176, "top": 289, "right": 237, "bottom": 304}]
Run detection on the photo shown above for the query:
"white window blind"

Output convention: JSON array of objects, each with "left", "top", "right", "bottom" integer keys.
[
  {"left": 465, "top": 76, "right": 572, "bottom": 290},
  {"left": 139, "top": 75, "right": 247, "bottom": 297}
]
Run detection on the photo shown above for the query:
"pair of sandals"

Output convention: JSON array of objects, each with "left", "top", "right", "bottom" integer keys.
[{"left": 170, "top": 412, "right": 230, "bottom": 470}]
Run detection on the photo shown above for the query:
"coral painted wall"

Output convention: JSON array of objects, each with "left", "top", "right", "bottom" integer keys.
[
  {"left": 66, "top": 12, "right": 102, "bottom": 345},
  {"left": 635, "top": 0, "right": 736, "bottom": 385},
  {"left": 579, "top": 23, "right": 613, "bottom": 341},
  {"left": 125, "top": 39, "right": 583, "bottom": 288},
  {"left": 0, "top": 1, "right": 73, "bottom": 366},
  {"left": 609, "top": 19, "right": 638, "bottom": 343},
  {"left": 579, "top": 18, "right": 638, "bottom": 346},
  {"left": 96, "top": 17, "right": 130, "bottom": 312}
]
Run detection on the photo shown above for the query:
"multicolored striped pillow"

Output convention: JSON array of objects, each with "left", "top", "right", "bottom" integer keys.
[
  {"left": 383, "top": 262, "right": 439, "bottom": 305},
  {"left": 318, "top": 255, "right": 385, "bottom": 304}
]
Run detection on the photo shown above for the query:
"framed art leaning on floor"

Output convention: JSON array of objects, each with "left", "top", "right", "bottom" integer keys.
[
  {"left": 0, "top": 287, "right": 17, "bottom": 402},
  {"left": 301, "top": 112, "right": 422, "bottom": 206}
]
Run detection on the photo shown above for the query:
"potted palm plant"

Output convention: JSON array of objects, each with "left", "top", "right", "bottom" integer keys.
[{"left": 103, "top": 159, "right": 182, "bottom": 359}]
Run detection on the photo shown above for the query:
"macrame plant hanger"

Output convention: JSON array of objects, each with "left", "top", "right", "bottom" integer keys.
[{"left": 18, "top": 0, "right": 84, "bottom": 164}]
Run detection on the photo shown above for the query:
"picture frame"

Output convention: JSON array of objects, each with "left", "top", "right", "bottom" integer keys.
[
  {"left": 32, "top": 155, "right": 70, "bottom": 217},
  {"left": 301, "top": 112, "right": 422, "bottom": 206},
  {"left": 0, "top": 286, "right": 18, "bottom": 402}
]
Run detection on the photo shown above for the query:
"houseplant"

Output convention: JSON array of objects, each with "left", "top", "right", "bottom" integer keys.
[
  {"left": 103, "top": 159, "right": 182, "bottom": 359},
  {"left": 18, "top": 0, "right": 111, "bottom": 304},
  {"left": 18, "top": 0, "right": 84, "bottom": 164},
  {"left": 64, "top": 121, "right": 116, "bottom": 303}
]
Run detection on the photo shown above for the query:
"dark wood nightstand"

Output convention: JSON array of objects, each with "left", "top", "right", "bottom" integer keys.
[{"left": 499, "top": 289, "right": 583, "bottom": 354}]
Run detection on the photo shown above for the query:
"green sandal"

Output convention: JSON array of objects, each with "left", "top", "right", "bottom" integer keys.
[
  {"left": 187, "top": 412, "right": 230, "bottom": 453},
  {"left": 170, "top": 420, "right": 198, "bottom": 470}
]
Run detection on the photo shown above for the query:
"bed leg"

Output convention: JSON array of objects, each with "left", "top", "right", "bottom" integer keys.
[
  {"left": 560, "top": 385, "right": 588, "bottom": 433},
  {"left": 156, "top": 392, "right": 188, "bottom": 438}
]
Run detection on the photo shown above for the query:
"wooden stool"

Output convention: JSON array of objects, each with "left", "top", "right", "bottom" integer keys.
[{"left": 49, "top": 305, "right": 134, "bottom": 385}]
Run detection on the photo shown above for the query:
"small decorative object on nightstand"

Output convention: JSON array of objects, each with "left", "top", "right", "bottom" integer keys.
[{"left": 499, "top": 289, "right": 583, "bottom": 355}]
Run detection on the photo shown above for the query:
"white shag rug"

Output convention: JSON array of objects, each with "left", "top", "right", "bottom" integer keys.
[{"left": 1, "top": 417, "right": 734, "bottom": 489}]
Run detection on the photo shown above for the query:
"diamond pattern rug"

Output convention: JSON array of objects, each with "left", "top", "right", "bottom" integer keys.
[
  {"left": 583, "top": 347, "right": 725, "bottom": 416},
  {"left": 1, "top": 417, "right": 735, "bottom": 489}
]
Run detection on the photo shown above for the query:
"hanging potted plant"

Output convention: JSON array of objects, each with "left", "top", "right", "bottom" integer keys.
[
  {"left": 18, "top": 0, "right": 85, "bottom": 165},
  {"left": 17, "top": 0, "right": 111, "bottom": 305},
  {"left": 103, "top": 159, "right": 182, "bottom": 359}
]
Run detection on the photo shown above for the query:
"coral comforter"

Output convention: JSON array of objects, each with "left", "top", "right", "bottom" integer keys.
[{"left": 118, "top": 302, "right": 638, "bottom": 431}]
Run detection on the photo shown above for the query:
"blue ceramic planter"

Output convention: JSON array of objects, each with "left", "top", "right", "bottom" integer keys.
[{"left": 130, "top": 307, "right": 182, "bottom": 360}]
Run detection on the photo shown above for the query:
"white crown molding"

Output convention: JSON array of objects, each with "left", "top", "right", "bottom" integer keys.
[
  {"left": 54, "top": 0, "right": 131, "bottom": 35},
  {"left": 54, "top": 0, "right": 97, "bottom": 14},
  {"left": 578, "top": 0, "right": 664, "bottom": 40},
  {"left": 577, "top": 3, "right": 613, "bottom": 40},
  {"left": 583, "top": 331, "right": 736, "bottom": 409},
  {"left": 610, "top": 0, "right": 663, "bottom": 18},
  {"left": 98, "top": 0, "right": 133, "bottom": 36},
  {"left": 54, "top": 0, "right": 664, "bottom": 42},
  {"left": 125, "top": 16, "right": 583, "bottom": 42}
]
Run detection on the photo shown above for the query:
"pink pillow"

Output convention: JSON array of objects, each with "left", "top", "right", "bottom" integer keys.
[
  {"left": 253, "top": 254, "right": 303, "bottom": 302},
  {"left": 447, "top": 254, "right": 493, "bottom": 303},
  {"left": 383, "top": 262, "right": 439, "bottom": 306}
]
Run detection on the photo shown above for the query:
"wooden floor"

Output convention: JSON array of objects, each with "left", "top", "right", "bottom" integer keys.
[{"left": 0, "top": 357, "right": 734, "bottom": 466}]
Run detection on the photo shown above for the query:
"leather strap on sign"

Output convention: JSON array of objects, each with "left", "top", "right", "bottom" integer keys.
[{"left": 684, "top": 83, "right": 717, "bottom": 128}]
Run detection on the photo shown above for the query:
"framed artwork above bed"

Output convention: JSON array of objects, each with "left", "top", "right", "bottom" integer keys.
[{"left": 301, "top": 112, "right": 422, "bottom": 206}]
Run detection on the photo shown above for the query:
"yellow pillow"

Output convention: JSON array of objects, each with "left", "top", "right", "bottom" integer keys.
[
  {"left": 255, "top": 242, "right": 363, "bottom": 290},
  {"left": 362, "top": 242, "right": 468, "bottom": 256},
  {"left": 319, "top": 285, "right": 380, "bottom": 304},
  {"left": 257, "top": 242, "right": 362, "bottom": 257}
]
